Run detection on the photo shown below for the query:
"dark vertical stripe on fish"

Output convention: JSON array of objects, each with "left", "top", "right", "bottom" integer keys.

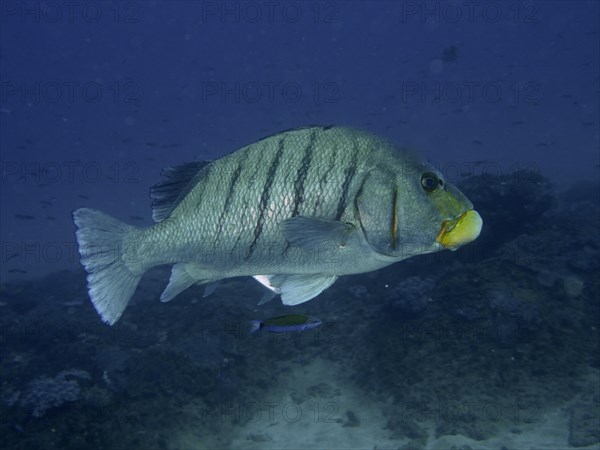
[
  {"left": 291, "top": 129, "right": 318, "bottom": 217},
  {"left": 335, "top": 144, "right": 358, "bottom": 220},
  {"left": 233, "top": 147, "right": 269, "bottom": 252},
  {"left": 214, "top": 157, "right": 245, "bottom": 248},
  {"left": 391, "top": 186, "right": 398, "bottom": 250},
  {"left": 353, "top": 172, "right": 370, "bottom": 235},
  {"left": 247, "top": 137, "right": 286, "bottom": 259},
  {"left": 194, "top": 166, "right": 212, "bottom": 211},
  {"left": 313, "top": 140, "right": 337, "bottom": 216}
]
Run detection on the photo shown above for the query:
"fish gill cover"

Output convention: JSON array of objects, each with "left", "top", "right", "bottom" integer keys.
[{"left": 0, "top": 1, "right": 598, "bottom": 449}]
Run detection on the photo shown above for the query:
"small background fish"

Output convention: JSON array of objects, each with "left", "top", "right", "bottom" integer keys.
[{"left": 249, "top": 314, "right": 322, "bottom": 334}]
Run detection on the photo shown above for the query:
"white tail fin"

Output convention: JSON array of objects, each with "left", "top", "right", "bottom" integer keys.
[
  {"left": 249, "top": 320, "right": 262, "bottom": 334},
  {"left": 73, "top": 208, "right": 142, "bottom": 325}
]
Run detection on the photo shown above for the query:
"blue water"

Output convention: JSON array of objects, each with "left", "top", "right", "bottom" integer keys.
[{"left": 1, "top": 2, "right": 599, "bottom": 449}]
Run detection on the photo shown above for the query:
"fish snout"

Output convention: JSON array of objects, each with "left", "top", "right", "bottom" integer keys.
[{"left": 435, "top": 210, "right": 482, "bottom": 250}]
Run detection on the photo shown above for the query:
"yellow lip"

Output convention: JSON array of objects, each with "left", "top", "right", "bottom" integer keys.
[{"left": 436, "top": 210, "right": 483, "bottom": 250}]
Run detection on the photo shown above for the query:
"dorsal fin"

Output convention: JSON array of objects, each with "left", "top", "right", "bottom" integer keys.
[{"left": 150, "top": 161, "right": 211, "bottom": 222}]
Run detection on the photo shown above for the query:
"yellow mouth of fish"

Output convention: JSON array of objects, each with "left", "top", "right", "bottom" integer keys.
[{"left": 436, "top": 210, "right": 482, "bottom": 250}]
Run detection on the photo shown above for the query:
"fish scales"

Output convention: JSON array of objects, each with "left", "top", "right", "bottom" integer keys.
[
  {"left": 135, "top": 127, "right": 369, "bottom": 270},
  {"left": 73, "top": 126, "right": 482, "bottom": 324}
]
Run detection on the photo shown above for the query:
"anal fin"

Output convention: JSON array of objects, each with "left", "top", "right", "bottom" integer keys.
[
  {"left": 161, "top": 263, "right": 219, "bottom": 302},
  {"left": 202, "top": 280, "right": 220, "bottom": 298},
  {"left": 161, "top": 263, "right": 196, "bottom": 302}
]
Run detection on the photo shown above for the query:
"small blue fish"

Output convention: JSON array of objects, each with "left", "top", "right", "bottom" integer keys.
[{"left": 249, "top": 314, "right": 322, "bottom": 334}]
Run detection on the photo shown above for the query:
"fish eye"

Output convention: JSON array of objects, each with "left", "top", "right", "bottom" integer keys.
[{"left": 421, "top": 172, "right": 440, "bottom": 192}]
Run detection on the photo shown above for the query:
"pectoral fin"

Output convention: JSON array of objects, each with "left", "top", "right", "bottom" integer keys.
[{"left": 282, "top": 216, "right": 355, "bottom": 250}]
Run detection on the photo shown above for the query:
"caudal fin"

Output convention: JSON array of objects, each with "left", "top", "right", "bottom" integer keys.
[
  {"left": 73, "top": 208, "right": 142, "bottom": 325},
  {"left": 248, "top": 320, "right": 262, "bottom": 334}
]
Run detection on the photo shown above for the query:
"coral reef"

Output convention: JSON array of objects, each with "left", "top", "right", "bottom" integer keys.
[
  {"left": 383, "top": 276, "right": 435, "bottom": 319},
  {"left": 0, "top": 173, "right": 598, "bottom": 448},
  {"left": 16, "top": 369, "right": 90, "bottom": 418}
]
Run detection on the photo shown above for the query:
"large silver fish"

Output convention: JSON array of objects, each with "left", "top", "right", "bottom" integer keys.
[{"left": 73, "top": 126, "right": 482, "bottom": 324}]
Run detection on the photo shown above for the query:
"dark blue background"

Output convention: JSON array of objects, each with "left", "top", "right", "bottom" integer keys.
[{"left": 1, "top": 0, "right": 598, "bottom": 280}]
